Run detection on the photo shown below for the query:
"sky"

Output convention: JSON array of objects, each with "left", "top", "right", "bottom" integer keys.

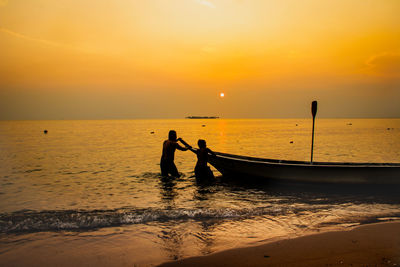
[{"left": 0, "top": 0, "right": 399, "bottom": 119}]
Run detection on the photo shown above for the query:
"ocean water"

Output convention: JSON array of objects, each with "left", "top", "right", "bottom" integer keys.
[{"left": 0, "top": 119, "right": 400, "bottom": 265}]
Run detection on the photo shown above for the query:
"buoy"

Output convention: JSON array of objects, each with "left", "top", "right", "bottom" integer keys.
[
  {"left": 290, "top": 141, "right": 294, "bottom": 144},
  {"left": 150, "top": 131, "right": 155, "bottom": 134}
]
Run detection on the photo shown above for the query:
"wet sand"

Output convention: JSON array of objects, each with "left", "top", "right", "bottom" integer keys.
[
  {"left": 1, "top": 222, "right": 399, "bottom": 266},
  {"left": 159, "top": 222, "right": 400, "bottom": 267}
]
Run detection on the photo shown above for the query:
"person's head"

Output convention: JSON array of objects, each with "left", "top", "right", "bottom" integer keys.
[
  {"left": 168, "top": 130, "right": 177, "bottom": 141},
  {"left": 198, "top": 139, "right": 206, "bottom": 149}
]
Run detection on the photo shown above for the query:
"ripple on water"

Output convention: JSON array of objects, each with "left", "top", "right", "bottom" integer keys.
[{"left": 24, "top": 169, "right": 42, "bottom": 173}]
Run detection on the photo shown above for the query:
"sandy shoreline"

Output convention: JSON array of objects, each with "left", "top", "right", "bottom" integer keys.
[
  {"left": 1, "top": 222, "right": 399, "bottom": 266},
  {"left": 159, "top": 221, "right": 400, "bottom": 267}
]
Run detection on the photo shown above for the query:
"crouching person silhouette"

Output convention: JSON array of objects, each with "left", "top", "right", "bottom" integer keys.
[{"left": 160, "top": 130, "right": 190, "bottom": 177}]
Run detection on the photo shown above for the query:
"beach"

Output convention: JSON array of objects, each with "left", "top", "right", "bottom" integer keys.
[
  {"left": 0, "top": 222, "right": 398, "bottom": 266},
  {"left": 159, "top": 221, "right": 400, "bottom": 267}
]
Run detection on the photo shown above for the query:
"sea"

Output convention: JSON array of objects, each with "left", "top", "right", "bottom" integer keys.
[{"left": 1, "top": 119, "right": 400, "bottom": 266}]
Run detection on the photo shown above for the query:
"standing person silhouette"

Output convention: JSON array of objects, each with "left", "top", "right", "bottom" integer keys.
[
  {"left": 160, "top": 130, "right": 190, "bottom": 177},
  {"left": 194, "top": 139, "right": 215, "bottom": 181}
]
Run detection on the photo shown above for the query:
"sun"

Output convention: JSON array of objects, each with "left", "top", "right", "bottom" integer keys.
[{"left": 220, "top": 92, "right": 225, "bottom": 98}]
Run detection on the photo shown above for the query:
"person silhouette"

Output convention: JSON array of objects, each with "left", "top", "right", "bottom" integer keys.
[
  {"left": 160, "top": 130, "right": 190, "bottom": 177},
  {"left": 194, "top": 139, "right": 215, "bottom": 181}
]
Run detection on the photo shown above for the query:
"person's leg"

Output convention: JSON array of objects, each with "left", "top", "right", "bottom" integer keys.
[
  {"left": 194, "top": 165, "right": 201, "bottom": 179},
  {"left": 195, "top": 165, "right": 208, "bottom": 180},
  {"left": 207, "top": 166, "right": 215, "bottom": 180},
  {"left": 169, "top": 162, "right": 180, "bottom": 177},
  {"left": 160, "top": 160, "right": 169, "bottom": 176}
]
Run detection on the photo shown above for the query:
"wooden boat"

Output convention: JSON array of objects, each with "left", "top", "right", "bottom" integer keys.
[
  {"left": 207, "top": 152, "right": 400, "bottom": 184},
  {"left": 183, "top": 102, "right": 400, "bottom": 184}
]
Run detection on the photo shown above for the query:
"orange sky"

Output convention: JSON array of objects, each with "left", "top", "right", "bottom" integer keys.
[{"left": 0, "top": 0, "right": 399, "bottom": 119}]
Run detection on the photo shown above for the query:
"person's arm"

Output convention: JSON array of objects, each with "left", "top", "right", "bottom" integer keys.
[
  {"left": 177, "top": 138, "right": 192, "bottom": 151},
  {"left": 207, "top": 148, "right": 216, "bottom": 156},
  {"left": 176, "top": 142, "right": 189, "bottom": 151}
]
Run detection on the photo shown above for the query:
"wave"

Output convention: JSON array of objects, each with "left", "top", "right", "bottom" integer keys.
[
  {"left": 0, "top": 207, "right": 285, "bottom": 233},
  {"left": 2, "top": 206, "right": 399, "bottom": 234}
]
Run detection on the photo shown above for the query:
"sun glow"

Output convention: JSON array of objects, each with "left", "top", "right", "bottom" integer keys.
[{"left": 1, "top": 0, "right": 400, "bottom": 119}]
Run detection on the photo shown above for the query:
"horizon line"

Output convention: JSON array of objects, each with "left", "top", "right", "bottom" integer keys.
[{"left": 1, "top": 117, "right": 400, "bottom": 121}]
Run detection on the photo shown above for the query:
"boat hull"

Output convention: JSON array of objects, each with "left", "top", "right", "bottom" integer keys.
[{"left": 208, "top": 152, "right": 400, "bottom": 184}]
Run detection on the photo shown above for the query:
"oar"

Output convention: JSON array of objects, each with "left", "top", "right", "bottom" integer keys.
[{"left": 311, "top": 101, "right": 318, "bottom": 163}]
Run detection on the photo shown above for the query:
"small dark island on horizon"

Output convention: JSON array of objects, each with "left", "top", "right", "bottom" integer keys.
[{"left": 185, "top": 116, "right": 220, "bottom": 119}]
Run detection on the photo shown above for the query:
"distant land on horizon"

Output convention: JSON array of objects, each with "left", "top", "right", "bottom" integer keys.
[
  {"left": 1, "top": 116, "right": 400, "bottom": 121},
  {"left": 186, "top": 116, "right": 220, "bottom": 119}
]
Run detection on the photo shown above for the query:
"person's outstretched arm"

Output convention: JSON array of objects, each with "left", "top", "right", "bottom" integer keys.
[
  {"left": 177, "top": 138, "right": 192, "bottom": 151},
  {"left": 207, "top": 148, "right": 216, "bottom": 156},
  {"left": 176, "top": 143, "right": 189, "bottom": 151}
]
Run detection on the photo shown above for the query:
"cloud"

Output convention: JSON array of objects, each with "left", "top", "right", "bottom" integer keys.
[
  {"left": 0, "top": 27, "right": 63, "bottom": 47},
  {"left": 365, "top": 51, "right": 400, "bottom": 76},
  {"left": 0, "top": 27, "right": 98, "bottom": 54},
  {"left": 195, "top": 0, "right": 216, "bottom": 9},
  {"left": 0, "top": 0, "right": 8, "bottom": 7}
]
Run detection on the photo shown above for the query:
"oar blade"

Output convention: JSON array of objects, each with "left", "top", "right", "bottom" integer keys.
[{"left": 311, "top": 100, "right": 318, "bottom": 118}]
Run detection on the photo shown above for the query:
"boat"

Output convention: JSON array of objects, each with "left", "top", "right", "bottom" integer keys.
[
  {"left": 207, "top": 152, "right": 400, "bottom": 184},
  {"left": 182, "top": 101, "right": 400, "bottom": 184}
]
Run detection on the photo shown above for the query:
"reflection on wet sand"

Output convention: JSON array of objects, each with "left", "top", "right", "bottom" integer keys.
[
  {"left": 195, "top": 221, "right": 218, "bottom": 256},
  {"left": 159, "top": 176, "right": 179, "bottom": 208},
  {"left": 157, "top": 176, "right": 223, "bottom": 260},
  {"left": 158, "top": 224, "right": 185, "bottom": 260}
]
